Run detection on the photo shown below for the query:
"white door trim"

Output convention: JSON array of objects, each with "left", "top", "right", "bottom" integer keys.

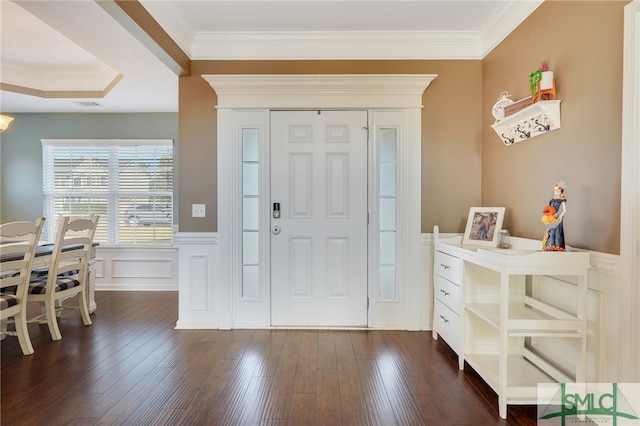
[
  {"left": 204, "top": 74, "right": 436, "bottom": 329},
  {"left": 205, "top": 74, "right": 436, "bottom": 109}
]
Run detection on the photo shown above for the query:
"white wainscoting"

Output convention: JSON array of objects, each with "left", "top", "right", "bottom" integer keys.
[
  {"left": 174, "top": 232, "right": 220, "bottom": 329},
  {"left": 171, "top": 230, "right": 623, "bottom": 381},
  {"left": 174, "top": 231, "right": 433, "bottom": 331},
  {"left": 94, "top": 245, "right": 178, "bottom": 291}
]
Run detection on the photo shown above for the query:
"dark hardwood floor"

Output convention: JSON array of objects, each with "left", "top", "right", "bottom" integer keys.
[{"left": 2, "top": 291, "right": 538, "bottom": 425}]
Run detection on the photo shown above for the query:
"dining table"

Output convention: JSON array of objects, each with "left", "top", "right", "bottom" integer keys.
[{"left": 0, "top": 242, "right": 99, "bottom": 314}]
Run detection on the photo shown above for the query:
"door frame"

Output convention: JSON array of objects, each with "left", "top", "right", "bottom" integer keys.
[{"left": 204, "top": 74, "right": 437, "bottom": 329}]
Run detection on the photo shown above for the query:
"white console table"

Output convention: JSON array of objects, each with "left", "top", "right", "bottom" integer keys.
[{"left": 432, "top": 226, "right": 590, "bottom": 418}]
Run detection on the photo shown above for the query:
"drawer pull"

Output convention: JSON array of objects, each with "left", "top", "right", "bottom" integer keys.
[
  {"left": 440, "top": 263, "right": 450, "bottom": 270},
  {"left": 439, "top": 314, "right": 449, "bottom": 323},
  {"left": 440, "top": 289, "right": 450, "bottom": 296}
]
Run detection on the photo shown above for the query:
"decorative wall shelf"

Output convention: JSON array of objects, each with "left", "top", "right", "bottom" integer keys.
[{"left": 491, "top": 100, "right": 561, "bottom": 146}]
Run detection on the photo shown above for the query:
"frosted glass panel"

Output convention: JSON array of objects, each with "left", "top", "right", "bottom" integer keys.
[
  {"left": 378, "top": 126, "right": 397, "bottom": 301},
  {"left": 241, "top": 127, "right": 260, "bottom": 302},
  {"left": 242, "top": 128, "right": 259, "bottom": 162},
  {"left": 379, "top": 265, "right": 396, "bottom": 299},
  {"left": 380, "top": 198, "right": 396, "bottom": 231},
  {"left": 243, "top": 163, "right": 259, "bottom": 196},
  {"left": 242, "top": 265, "right": 260, "bottom": 299},
  {"left": 243, "top": 197, "right": 259, "bottom": 231},
  {"left": 379, "top": 163, "right": 396, "bottom": 197},
  {"left": 379, "top": 129, "right": 397, "bottom": 162},
  {"left": 243, "top": 231, "right": 259, "bottom": 264},
  {"left": 379, "top": 232, "right": 396, "bottom": 265}
]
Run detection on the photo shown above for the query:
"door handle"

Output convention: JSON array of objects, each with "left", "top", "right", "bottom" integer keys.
[{"left": 273, "top": 202, "right": 281, "bottom": 219}]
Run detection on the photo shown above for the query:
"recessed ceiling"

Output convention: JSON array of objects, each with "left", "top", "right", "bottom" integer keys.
[{"left": 0, "top": 0, "right": 542, "bottom": 113}]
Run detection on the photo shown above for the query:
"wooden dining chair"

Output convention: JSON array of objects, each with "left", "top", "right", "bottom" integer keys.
[
  {"left": 0, "top": 218, "right": 45, "bottom": 355},
  {"left": 28, "top": 215, "right": 98, "bottom": 341}
]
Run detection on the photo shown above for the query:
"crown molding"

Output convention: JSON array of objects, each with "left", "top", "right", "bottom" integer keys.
[
  {"left": 1, "top": 61, "right": 120, "bottom": 93},
  {"left": 203, "top": 74, "right": 436, "bottom": 108},
  {"left": 193, "top": 30, "right": 485, "bottom": 60},
  {"left": 139, "top": 0, "right": 195, "bottom": 57},
  {"left": 479, "top": 0, "right": 543, "bottom": 56},
  {"left": 185, "top": 1, "right": 542, "bottom": 60},
  {"left": 140, "top": 0, "right": 543, "bottom": 60}
]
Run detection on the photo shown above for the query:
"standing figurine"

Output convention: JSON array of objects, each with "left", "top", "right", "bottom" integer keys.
[{"left": 542, "top": 181, "right": 567, "bottom": 251}]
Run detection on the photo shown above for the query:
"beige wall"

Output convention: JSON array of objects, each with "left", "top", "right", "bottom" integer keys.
[
  {"left": 179, "top": 60, "right": 482, "bottom": 235},
  {"left": 482, "top": 1, "right": 625, "bottom": 254},
  {"left": 178, "top": 74, "right": 218, "bottom": 232},
  {"left": 422, "top": 61, "right": 483, "bottom": 233},
  {"left": 177, "top": 1, "right": 625, "bottom": 254}
]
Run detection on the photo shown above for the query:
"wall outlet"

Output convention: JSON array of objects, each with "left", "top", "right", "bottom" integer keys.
[{"left": 192, "top": 204, "right": 206, "bottom": 218}]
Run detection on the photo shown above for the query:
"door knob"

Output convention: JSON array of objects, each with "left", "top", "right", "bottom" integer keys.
[{"left": 272, "top": 225, "right": 281, "bottom": 235}]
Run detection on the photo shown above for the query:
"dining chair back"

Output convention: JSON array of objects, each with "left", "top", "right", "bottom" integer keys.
[
  {"left": 0, "top": 218, "right": 45, "bottom": 355},
  {"left": 28, "top": 215, "right": 98, "bottom": 341}
]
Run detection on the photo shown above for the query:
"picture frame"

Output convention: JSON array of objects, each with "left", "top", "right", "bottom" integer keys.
[{"left": 462, "top": 207, "right": 506, "bottom": 247}]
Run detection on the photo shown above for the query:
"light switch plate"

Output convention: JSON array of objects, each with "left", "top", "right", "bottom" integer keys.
[{"left": 192, "top": 204, "right": 206, "bottom": 218}]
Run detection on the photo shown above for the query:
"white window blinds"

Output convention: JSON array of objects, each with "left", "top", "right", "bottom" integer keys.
[{"left": 42, "top": 139, "right": 173, "bottom": 244}]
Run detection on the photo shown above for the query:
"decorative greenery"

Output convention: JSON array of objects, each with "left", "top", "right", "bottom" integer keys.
[
  {"left": 529, "top": 60, "right": 551, "bottom": 97},
  {"left": 529, "top": 70, "right": 543, "bottom": 97}
]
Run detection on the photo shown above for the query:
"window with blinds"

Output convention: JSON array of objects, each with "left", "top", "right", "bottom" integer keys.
[{"left": 42, "top": 139, "right": 173, "bottom": 244}]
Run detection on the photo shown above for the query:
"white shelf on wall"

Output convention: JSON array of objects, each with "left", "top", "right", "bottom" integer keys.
[{"left": 491, "top": 100, "right": 561, "bottom": 146}]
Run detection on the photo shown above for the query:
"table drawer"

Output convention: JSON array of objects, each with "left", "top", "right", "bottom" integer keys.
[
  {"left": 434, "top": 250, "right": 461, "bottom": 284},
  {"left": 434, "top": 274, "right": 460, "bottom": 314},
  {"left": 434, "top": 299, "right": 460, "bottom": 348}
]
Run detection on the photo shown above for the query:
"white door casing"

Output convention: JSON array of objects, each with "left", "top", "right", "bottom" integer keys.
[
  {"left": 205, "top": 74, "right": 436, "bottom": 329},
  {"left": 270, "top": 110, "right": 368, "bottom": 327}
]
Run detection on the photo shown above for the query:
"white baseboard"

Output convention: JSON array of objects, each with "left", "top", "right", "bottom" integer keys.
[{"left": 96, "top": 283, "right": 178, "bottom": 292}]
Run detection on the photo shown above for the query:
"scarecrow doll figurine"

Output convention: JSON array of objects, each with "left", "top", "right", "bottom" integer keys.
[{"left": 542, "top": 181, "right": 567, "bottom": 251}]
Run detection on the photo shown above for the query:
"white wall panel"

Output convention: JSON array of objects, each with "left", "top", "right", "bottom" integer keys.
[
  {"left": 290, "top": 154, "right": 312, "bottom": 218},
  {"left": 94, "top": 258, "right": 105, "bottom": 278},
  {"left": 95, "top": 245, "right": 178, "bottom": 291},
  {"left": 325, "top": 125, "right": 349, "bottom": 143},
  {"left": 188, "top": 255, "right": 209, "bottom": 310},
  {"left": 326, "top": 237, "right": 348, "bottom": 298},
  {"left": 174, "top": 232, "right": 218, "bottom": 329},
  {"left": 290, "top": 237, "right": 312, "bottom": 298},
  {"left": 326, "top": 154, "right": 348, "bottom": 217},
  {"left": 111, "top": 258, "right": 173, "bottom": 278},
  {"left": 289, "top": 125, "right": 312, "bottom": 143}
]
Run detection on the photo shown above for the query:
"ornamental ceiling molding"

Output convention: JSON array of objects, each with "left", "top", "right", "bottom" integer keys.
[
  {"left": 0, "top": 64, "right": 122, "bottom": 99},
  {"left": 164, "top": 1, "right": 542, "bottom": 60}
]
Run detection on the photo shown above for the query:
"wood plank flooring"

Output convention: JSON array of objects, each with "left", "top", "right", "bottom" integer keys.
[{"left": 2, "top": 291, "right": 538, "bottom": 425}]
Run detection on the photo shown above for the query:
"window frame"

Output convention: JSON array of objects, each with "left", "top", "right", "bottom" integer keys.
[{"left": 41, "top": 139, "right": 174, "bottom": 245}]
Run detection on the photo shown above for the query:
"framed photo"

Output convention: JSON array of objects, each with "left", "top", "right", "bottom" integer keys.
[{"left": 462, "top": 207, "right": 506, "bottom": 247}]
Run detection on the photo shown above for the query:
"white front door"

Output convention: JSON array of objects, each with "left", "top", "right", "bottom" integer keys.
[{"left": 270, "top": 110, "right": 368, "bottom": 326}]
